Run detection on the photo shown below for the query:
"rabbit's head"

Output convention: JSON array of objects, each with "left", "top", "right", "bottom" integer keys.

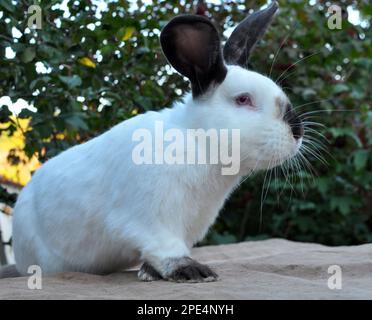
[{"left": 160, "top": 2, "right": 303, "bottom": 173}]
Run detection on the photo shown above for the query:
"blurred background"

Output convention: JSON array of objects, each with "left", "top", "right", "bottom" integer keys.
[{"left": 0, "top": 0, "right": 371, "bottom": 265}]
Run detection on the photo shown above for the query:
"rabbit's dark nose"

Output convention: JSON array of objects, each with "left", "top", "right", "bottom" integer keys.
[{"left": 283, "top": 103, "right": 304, "bottom": 140}]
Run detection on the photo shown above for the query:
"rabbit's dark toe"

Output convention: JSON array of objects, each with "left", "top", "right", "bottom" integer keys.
[
  {"left": 138, "top": 262, "right": 163, "bottom": 281},
  {"left": 166, "top": 258, "right": 218, "bottom": 283}
]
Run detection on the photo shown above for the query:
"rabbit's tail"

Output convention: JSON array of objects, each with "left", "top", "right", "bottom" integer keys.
[{"left": 0, "top": 264, "right": 21, "bottom": 279}]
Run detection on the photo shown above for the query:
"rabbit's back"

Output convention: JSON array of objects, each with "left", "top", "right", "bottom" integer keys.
[{"left": 12, "top": 111, "right": 164, "bottom": 274}]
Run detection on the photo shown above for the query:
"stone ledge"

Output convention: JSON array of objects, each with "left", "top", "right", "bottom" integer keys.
[{"left": 1, "top": 238, "right": 371, "bottom": 299}]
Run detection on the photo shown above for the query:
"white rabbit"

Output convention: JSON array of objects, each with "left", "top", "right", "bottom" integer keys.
[{"left": 3, "top": 2, "right": 304, "bottom": 282}]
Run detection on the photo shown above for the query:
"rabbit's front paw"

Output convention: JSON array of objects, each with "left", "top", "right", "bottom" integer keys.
[
  {"left": 165, "top": 257, "right": 218, "bottom": 283},
  {"left": 138, "top": 262, "right": 163, "bottom": 281}
]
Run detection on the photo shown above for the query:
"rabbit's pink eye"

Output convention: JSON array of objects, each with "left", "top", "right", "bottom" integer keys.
[{"left": 235, "top": 94, "right": 253, "bottom": 106}]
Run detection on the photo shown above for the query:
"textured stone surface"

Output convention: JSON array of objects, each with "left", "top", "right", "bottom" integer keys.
[{"left": 1, "top": 239, "right": 371, "bottom": 299}]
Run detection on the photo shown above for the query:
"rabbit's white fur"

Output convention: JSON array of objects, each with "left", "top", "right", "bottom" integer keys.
[{"left": 12, "top": 66, "right": 299, "bottom": 277}]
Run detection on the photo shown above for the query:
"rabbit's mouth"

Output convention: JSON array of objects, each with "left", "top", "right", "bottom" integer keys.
[
  {"left": 282, "top": 137, "right": 303, "bottom": 161},
  {"left": 259, "top": 137, "right": 303, "bottom": 171}
]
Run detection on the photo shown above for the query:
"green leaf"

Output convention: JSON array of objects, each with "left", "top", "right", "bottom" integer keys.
[
  {"left": 353, "top": 150, "right": 369, "bottom": 171},
  {"left": 295, "top": 216, "right": 316, "bottom": 232},
  {"left": 65, "top": 114, "right": 89, "bottom": 130},
  {"left": 210, "top": 232, "right": 237, "bottom": 245},
  {"left": 329, "top": 127, "right": 363, "bottom": 147},
  {"left": 30, "top": 76, "right": 52, "bottom": 90},
  {"left": 0, "top": 0, "right": 15, "bottom": 12},
  {"left": 333, "top": 84, "right": 349, "bottom": 94},
  {"left": 298, "top": 202, "right": 316, "bottom": 210},
  {"left": 20, "top": 47, "right": 36, "bottom": 63},
  {"left": 330, "top": 197, "right": 356, "bottom": 216},
  {"left": 302, "top": 88, "right": 317, "bottom": 99},
  {"left": 59, "top": 75, "right": 82, "bottom": 88}
]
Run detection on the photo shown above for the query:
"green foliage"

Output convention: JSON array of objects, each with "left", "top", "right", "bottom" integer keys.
[{"left": 0, "top": 0, "right": 371, "bottom": 246}]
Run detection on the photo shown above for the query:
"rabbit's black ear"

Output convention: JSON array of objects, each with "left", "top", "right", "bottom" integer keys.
[
  {"left": 224, "top": 2, "right": 278, "bottom": 67},
  {"left": 160, "top": 15, "right": 227, "bottom": 97}
]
